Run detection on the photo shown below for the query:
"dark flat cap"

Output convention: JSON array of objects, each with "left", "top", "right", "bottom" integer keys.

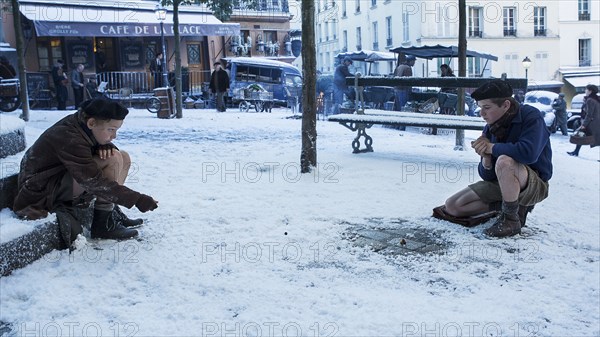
[
  {"left": 80, "top": 98, "right": 129, "bottom": 120},
  {"left": 471, "top": 80, "right": 513, "bottom": 101}
]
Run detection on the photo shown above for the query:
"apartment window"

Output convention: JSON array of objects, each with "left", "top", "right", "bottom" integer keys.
[
  {"left": 325, "top": 21, "right": 329, "bottom": 41},
  {"left": 468, "top": 7, "right": 482, "bottom": 37},
  {"left": 332, "top": 20, "right": 337, "bottom": 40},
  {"left": 386, "top": 16, "right": 393, "bottom": 47},
  {"left": 534, "top": 7, "right": 546, "bottom": 36},
  {"left": 437, "top": 5, "right": 453, "bottom": 37},
  {"left": 503, "top": 7, "right": 516, "bottom": 36},
  {"left": 342, "top": 30, "right": 348, "bottom": 51},
  {"left": 504, "top": 54, "right": 520, "bottom": 78},
  {"left": 468, "top": 57, "right": 482, "bottom": 77},
  {"left": 355, "top": 0, "right": 360, "bottom": 13},
  {"left": 372, "top": 21, "right": 379, "bottom": 50},
  {"left": 579, "top": 39, "right": 591, "bottom": 66},
  {"left": 342, "top": 0, "right": 347, "bottom": 17},
  {"left": 356, "top": 27, "right": 362, "bottom": 50},
  {"left": 326, "top": 52, "right": 330, "bottom": 72},
  {"left": 371, "top": 0, "right": 376, "bottom": 7},
  {"left": 579, "top": 0, "right": 590, "bottom": 20},
  {"left": 534, "top": 52, "right": 548, "bottom": 80},
  {"left": 318, "top": 24, "right": 322, "bottom": 43},
  {"left": 402, "top": 10, "right": 409, "bottom": 42}
]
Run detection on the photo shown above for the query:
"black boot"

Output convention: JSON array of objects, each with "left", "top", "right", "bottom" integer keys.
[
  {"left": 91, "top": 209, "right": 138, "bottom": 240},
  {"left": 112, "top": 205, "right": 143, "bottom": 228}
]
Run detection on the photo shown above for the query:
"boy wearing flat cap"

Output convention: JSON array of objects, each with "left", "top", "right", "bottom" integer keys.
[
  {"left": 13, "top": 98, "right": 158, "bottom": 244},
  {"left": 433, "top": 80, "right": 552, "bottom": 237}
]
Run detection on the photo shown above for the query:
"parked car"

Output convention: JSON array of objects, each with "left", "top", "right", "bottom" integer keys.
[
  {"left": 524, "top": 90, "right": 558, "bottom": 132},
  {"left": 567, "top": 93, "right": 585, "bottom": 131}
]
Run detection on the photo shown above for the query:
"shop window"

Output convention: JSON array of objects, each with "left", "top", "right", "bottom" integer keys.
[{"left": 187, "top": 44, "right": 201, "bottom": 65}]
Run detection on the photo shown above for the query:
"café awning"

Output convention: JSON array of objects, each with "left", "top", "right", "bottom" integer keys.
[
  {"left": 564, "top": 75, "right": 600, "bottom": 89},
  {"left": 19, "top": 1, "right": 240, "bottom": 37}
]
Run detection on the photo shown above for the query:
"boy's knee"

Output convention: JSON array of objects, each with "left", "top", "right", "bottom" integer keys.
[
  {"left": 119, "top": 150, "right": 131, "bottom": 166},
  {"left": 495, "top": 155, "right": 517, "bottom": 172}
]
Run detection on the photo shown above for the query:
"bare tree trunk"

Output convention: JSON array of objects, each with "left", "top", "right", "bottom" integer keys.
[
  {"left": 11, "top": 0, "right": 30, "bottom": 121},
  {"left": 455, "top": 0, "right": 467, "bottom": 150},
  {"left": 300, "top": 0, "right": 317, "bottom": 173},
  {"left": 173, "top": 1, "right": 183, "bottom": 118}
]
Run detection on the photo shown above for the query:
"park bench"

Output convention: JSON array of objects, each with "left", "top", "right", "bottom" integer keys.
[{"left": 328, "top": 76, "right": 526, "bottom": 153}]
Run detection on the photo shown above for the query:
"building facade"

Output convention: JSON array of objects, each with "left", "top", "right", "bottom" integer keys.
[{"left": 316, "top": 0, "right": 599, "bottom": 95}]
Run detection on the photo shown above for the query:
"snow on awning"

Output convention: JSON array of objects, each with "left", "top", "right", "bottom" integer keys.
[
  {"left": 564, "top": 75, "right": 600, "bottom": 89},
  {"left": 20, "top": 1, "right": 240, "bottom": 37},
  {"left": 389, "top": 45, "right": 498, "bottom": 61}
]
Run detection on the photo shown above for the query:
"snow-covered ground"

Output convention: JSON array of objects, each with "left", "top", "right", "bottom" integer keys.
[{"left": 1, "top": 107, "right": 599, "bottom": 337}]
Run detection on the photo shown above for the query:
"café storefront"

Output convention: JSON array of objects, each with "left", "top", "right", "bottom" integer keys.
[{"left": 15, "top": 0, "right": 240, "bottom": 96}]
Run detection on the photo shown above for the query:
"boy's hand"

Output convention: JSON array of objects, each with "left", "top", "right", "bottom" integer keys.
[
  {"left": 136, "top": 194, "right": 159, "bottom": 212},
  {"left": 471, "top": 136, "right": 493, "bottom": 156},
  {"left": 96, "top": 144, "right": 117, "bottom": 160}
]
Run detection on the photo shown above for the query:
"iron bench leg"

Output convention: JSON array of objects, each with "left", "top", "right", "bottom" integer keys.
[{"left": 339, "top": 122, "right": 374, "bottom": 153}]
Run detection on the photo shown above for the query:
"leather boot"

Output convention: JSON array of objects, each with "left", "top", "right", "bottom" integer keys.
[
  {"left": 518, "top": 205, "right": 534, "bottom": 228},
  {"left": 485, "top": 201, "right": 521, "bottom": 237},
  {"left": 91, "top": 209, "right": 138, "bottom": 240},
  {"left": 112, "top": 205, "right": 143, "bottom": 228}
]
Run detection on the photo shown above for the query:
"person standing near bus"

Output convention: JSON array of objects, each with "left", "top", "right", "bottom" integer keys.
[{"left": 209, "top": 61, "right": 230, "bottom": 112}]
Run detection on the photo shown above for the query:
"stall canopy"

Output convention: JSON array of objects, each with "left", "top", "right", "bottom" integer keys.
[
  {"left": 19, "top": 1, "right": 240, "bottom": 37},
  {"left": 335, "top": 50, "right": 396, "bottom": 62},
  {"left": 390, "top": 45, "right": 498, "bottom": 61}
]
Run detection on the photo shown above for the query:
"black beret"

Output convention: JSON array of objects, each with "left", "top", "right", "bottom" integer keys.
[
  {"left": 471, "top": 80, "right": 513, "bottom": 101},
  {"left": 80, "top": 98, "right": 129, "bottom": 120}
]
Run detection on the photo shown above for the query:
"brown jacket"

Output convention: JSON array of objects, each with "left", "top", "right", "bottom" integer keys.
[
  {"left": 582, "top": 96, "right": 600, "bottom": 148},
  {"left": 13, "top": 112, "right": 142, "bottom": 219}
]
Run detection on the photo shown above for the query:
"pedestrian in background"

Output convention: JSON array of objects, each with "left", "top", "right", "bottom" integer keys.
[
  {"left": 568, "top": 84, "right": 600, "bottom": 156},
  {"left": 393, "top": 55, "right": 416, "bottom": 111},
  {"left": 333, "top": 57, "right": 354, "bottom": 114},
  {"left": 53, "top": 66, "right": 69, "bottom": 110},
  {"left": 150, "top": 52, "right": 164, "bottom": 88},
  {"left": 209, "top": 61, "right": 230, "bottom": 112},
  {"left": 552, "top": 93, "right": 568, "bottom": 136},
  {"left": 71, "top": 64, "right": 85, "bottom": 108}
]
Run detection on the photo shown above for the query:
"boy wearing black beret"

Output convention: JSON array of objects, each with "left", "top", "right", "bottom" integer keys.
[
  {"left": 14, "top": 98, "right": 158, "bottom": 244},
  {"left": 433, "top": 80, "right": 553, "bottom": 237}
]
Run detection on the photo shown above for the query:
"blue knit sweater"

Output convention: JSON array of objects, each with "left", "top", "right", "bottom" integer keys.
[{"left": 478, "top": 104, "right": 553, "bottom": 182}]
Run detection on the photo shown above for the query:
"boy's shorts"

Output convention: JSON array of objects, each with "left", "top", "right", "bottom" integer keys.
[{"left": 469, "top": 165, "right": 549, "bottom": 206}]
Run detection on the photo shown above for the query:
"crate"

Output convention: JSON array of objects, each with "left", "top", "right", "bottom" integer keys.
[
  {"left": 418, "top": 97, "right": 439, "bottom": 114},
  {"left": 0, "top": 82, "right": 19, "bottom": 97}
]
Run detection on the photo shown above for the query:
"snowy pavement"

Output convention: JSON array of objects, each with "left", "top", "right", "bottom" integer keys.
[{"left": 0, "top": 107, "right": 599, "bottom": 337}]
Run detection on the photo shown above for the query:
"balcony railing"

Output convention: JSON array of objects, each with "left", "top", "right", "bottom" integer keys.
[
  {"left": 579, "top": 12, "right": 590, "bottom": 21},
  {"left": 534, "top": 29, "right": 546, "bottom": 36},
  {"left": 503, "top": 29, "right": 516, "bottom": 37},
  {"left": 469, "top": 30, "right": 483, "bottom": 38},
  {"left": 579, "top": 59, "right": 591, "bottom": 67}
]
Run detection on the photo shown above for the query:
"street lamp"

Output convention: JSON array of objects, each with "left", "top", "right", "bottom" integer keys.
[
  {"left": 155, "top": 3, "right": 168, "bottom": 88},
  {"left": 522, "top": 56, "right": 532, "bottom": 86}
]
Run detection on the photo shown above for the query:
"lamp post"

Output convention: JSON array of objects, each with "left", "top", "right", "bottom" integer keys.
[
  {"left": 155, "top": 3, "right": 168, "bottom": 88},
  {"left": 522, "top": 56, "right": 531, "bottom": 88}
]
